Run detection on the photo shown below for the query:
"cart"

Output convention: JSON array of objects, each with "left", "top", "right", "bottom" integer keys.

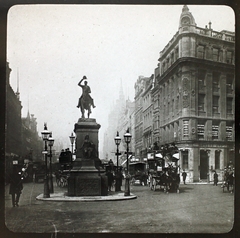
[
  {"left": 129, "top": 162, "right": 147, "bottom": 186},
  {"left": 147, "top": 155, "right": 180, "bottom": 193}
]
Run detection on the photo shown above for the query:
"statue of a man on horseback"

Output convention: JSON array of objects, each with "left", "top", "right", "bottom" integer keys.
[{"left": 77, "top": 76, "right": 96, "bottom": 118}]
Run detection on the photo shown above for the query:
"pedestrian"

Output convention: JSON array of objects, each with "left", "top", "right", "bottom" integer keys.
[
  {"left": 9, "top": 162, "right": 23, "bottom": 207},
  {"left": 106, "top": 170, "right": 114, "bottom": 192},
  {"left": 213, "top": 171, "right": 218, "bottom": 186},
  {"left": 182, "top": 170, "right": 187, "bottom": 185}
]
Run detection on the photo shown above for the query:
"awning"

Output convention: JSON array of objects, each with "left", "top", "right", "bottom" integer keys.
[
  {"left": 172, "top": 153, "right": 179, "bottom": 159},
  {"left": 155, "top": 153, "right": 163, "bottom": 158}
]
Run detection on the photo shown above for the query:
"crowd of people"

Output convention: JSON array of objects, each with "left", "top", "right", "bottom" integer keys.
[{"left": 7, "top": 157, "right": 234, "bottom": 208}]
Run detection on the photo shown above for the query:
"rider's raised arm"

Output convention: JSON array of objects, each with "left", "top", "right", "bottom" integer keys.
[{"left": 78, "top": 78, "right": 84, "bottom": 87}]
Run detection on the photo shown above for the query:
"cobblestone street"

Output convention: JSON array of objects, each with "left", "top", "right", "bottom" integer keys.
[{"left": 4, "top": 180, "right": 234, "bottom": 235}]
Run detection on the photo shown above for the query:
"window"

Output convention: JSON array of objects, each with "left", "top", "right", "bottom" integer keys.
[
  {"left": 215, "top": 151, "right": 220, "bottom": 170},
  {"left": 172, "top": 99, "right": 174, "bottom": 114},
  {"left": 198, "top": 70, "right": 205, "bottom": 90},
  {"left": 212, "top": 48, "right": 219, "bottom": 61},
  {"left": 162, "top": 62, "right": 166, "bottom": 73},
  {"left": 197, "top": 45, "right": 205, "bottom": 59},
  {"left": 197, "top": 122, "right": 205, "bottom": 140},
  {"left": 226, "top": 75, "right": 233, "bottom": 94},
  {"left": 226, "top": 51, "right": 233, "bottom": 64},
  {"left": 183, "top": 120, "right": 189, "bottom": 137},
  {"left": 176, "top": 96, "right": 179, "bottom": 111},
  {"left": 182, "top": 151, "right": 189, "bottom": 170},
  {"left": 227, "top": 98, "right": 233, "bottom": 114},
  {"left": 226, "top": 123, "right": 233, "bottom": 141},
  {"left": 171, "top": 53, "right": 174, "bottom": 65},
  {"left": 213, "top": 96, "right": 219, "bottom": 113},
  {"left": 212, "top": 123, "right": 219, "bottom": 140},
  {"left": 175, "top": 47, "right": 179, "bottom": 60},
  {"left": 212, "top": 72, "right": 220, "bottom": 92},
  {"left": 198, "top": 94, "right": 205, "bottom": 111}
]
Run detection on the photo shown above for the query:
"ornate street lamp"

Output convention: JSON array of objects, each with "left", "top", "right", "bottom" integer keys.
[
  {"left": 124, "top": 128, "right": 132, "bottom": 196},
  {"left": 41, "top": 123, "right": 51, "bottom": 198},
  {"left": 114, "top": 131, "right": 121, "bottom": 192},
  {"left": 48, "top": 132, "right": 55, "bottom": 194},
  {"left": 69, "top": 132, "right": 75, "bottom": 163},
  {"left": 114, "top": 131, "right": 121, "bottom": 171}
]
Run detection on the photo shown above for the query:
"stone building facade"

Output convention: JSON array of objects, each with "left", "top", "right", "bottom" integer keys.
[
  {"left": 134, "top": 76, "right": 145, "bottom": 161},
  {"left": 5, "top": 62, "right": 22, "bottom": 166},
  {"left": 153, "top": 5, "right": 235, "bottom": 182},
  {"left": 141, "top": 75, "right": 154, "bottom": 161},
  {"left": 5, "top": 62, "right": 43, "bottom": 182}
]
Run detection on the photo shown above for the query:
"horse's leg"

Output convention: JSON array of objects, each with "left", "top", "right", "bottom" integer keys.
[
  {"left": 80, "top": 100, "right": 85, "bottom": 118},
  {"left": 81, "top": 108, "right": 85, "bottom": 118}
]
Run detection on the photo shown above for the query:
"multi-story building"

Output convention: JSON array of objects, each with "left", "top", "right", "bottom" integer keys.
[
  {"left": 22, "top": 111, "right": 42, "bottom": 162},
  {"left": 6, "top": 62, "right": 43, "bottom": 182},
  {"left": 152, "top": 67, "right": 161, "bottom": 144},
  {"left": 134, "top": 76, "right": 144, "bottom": 161},
  {"left": 153, "top": 5, "right": 235, "bottom": 182},
  {"left": 142, "top": 75, "right": 154, "bottom": 161},
  {"left": 5, "top": 62, "right": 22, "bottom": 180}
]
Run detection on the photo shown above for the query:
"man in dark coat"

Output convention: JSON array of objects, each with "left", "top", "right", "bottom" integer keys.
[
  {"left": 9, "top": 164, "right": 23, "bottom": 207},
  {"left": 213, "top": 171, "right": 218, "bottom": 186},
  {"left": 106, "top": 170, "right": 114, "bottom": 192},
  {"left": 182, "top": 170, "right": 187, "bottom": 185}
]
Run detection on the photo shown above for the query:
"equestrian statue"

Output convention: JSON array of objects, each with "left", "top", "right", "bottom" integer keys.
[{"left": 77, "top": 76, "right": 96, "bottom": 118}]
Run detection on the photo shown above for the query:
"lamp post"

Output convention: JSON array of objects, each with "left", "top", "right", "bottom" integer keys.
[
  {"left": 48, "top": 132, "right": 55, "bottom": 194},
  {"left": 124, "top": 128, "right": 132, "bottom": 196},
  {"left": 41, "top": 123, "right": 51, "bottom": 198},
  {"left": 114, "top": 131, "right": 121, "bottom": 192},
  {"left": 69, "top": 132, "right": 75, "bottom": 163}
]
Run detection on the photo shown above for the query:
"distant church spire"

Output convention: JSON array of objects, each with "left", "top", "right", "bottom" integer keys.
[{"left": 16, "top": 68, "right": 20, "bottom": 99}]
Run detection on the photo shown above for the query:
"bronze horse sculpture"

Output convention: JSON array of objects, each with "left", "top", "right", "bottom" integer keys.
[{"left": 77, "top": 76, "right": 96, "bottom": 118}]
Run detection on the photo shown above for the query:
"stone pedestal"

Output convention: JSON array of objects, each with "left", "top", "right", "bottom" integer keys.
[{"left": 67, "top": 118, "right": 107, "bottom": 196}]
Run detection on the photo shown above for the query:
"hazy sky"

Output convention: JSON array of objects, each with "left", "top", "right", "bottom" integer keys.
[{"left": 7, "top": 4, "right": 235, "bottom": 156}]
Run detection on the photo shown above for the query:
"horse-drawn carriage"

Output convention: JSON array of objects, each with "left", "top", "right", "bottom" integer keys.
[
  {"left": 55, "top": 150, "right": 73, "bottom": 187},
  {"left": 129, "top": 162, "right": 148, "bottom": 186},
  {"left": 148, "top": 154, "right": 180, "bottom": 193}
]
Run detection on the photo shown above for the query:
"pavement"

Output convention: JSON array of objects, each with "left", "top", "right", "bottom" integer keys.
[
  {"left": 36, "top": 191, "right": 137, "bottom": 201},
  {"left": 35, "top": 179, "right": 216, "bottom": 202},
  {"left": 37, "top": 181, "right": 211, "bottom": 202}
]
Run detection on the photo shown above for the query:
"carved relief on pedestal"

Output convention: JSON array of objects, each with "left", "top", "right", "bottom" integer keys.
[{"left": 80, "top": 135, "right": 97, "bottom": 159}]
